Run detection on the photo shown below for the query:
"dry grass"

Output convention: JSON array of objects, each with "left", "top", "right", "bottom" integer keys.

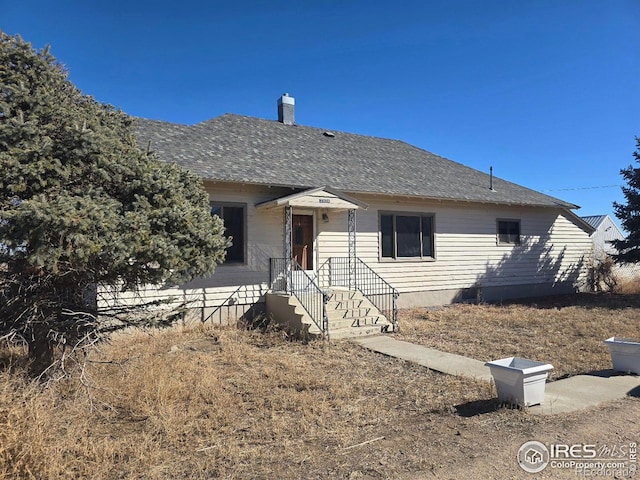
[
  {"left": 1, "top": 293, "right": 639, "bottom": 479},
  {"left": 0, "top": 324, "right": 496, "bottom": 479},
  {"left": 398, "top": 293, "right": 640, "bottom": 380},
  {"left": 614, "top": 273, "right": 640, "bottom": 295}
]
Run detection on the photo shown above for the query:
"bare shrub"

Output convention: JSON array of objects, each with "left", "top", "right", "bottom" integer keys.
[{"left": 588, "top": 256, "right": 619, "bottom": 293}]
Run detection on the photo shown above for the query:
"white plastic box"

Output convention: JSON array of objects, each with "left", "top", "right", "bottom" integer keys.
[
  {"left": 485, "top": 357, "right": 554, "bottom": 407},
  {"left": 604, "top": 337, "right": 640, "bottom": 375}
]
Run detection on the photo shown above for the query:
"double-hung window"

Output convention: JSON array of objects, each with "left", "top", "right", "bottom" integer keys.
[
  {"left": 380, "top": 212, "right": 435, "bottom": 260},
  {"left": 211, "top": 202, "right": 246, "bottom": 264},
  {"left": 497, "top": 219, "right": 520, "bottom": 245}
]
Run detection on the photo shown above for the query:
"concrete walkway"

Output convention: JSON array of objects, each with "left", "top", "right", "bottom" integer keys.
[
  {"left": 356, "top": 336, "right": 493, "bottom": 381},
  {"left": 533, "top": 373, "right": 640, "bottom": 415},
  {"left": 355, "top": 336, "right": 640, "bottom": 415}
]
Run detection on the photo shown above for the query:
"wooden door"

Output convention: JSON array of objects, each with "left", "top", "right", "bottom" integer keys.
[{"left": 293, "top": 214, "right": 313, "bottom": 270}]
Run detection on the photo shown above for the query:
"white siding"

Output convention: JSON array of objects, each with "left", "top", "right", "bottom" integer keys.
[
  {"left": 588, "top": 216, "right": 640, "bottom": 280},
  {"left": 591, "top": 216, "right": 624, "bottom": 257},
  {"left": 99, "top": 184, "right": 594, "bottom": 319},
  {"left": 99, "top": 183, "right": 288, "bottom": 322},
  {"left": 345, "top": 194, "right": 592, "bottom": 295}
]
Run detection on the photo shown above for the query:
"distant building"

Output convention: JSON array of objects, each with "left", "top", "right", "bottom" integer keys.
[
  {"left": 582, "top": 214, "right": 638, "bottom": 282},
  {"left": 581, "top": 215, "right": 625, "bottom": 258}
]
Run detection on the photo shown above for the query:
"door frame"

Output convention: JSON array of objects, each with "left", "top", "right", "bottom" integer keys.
[{"left": 292, "top": 211, "right": 316, "bottom": 271}]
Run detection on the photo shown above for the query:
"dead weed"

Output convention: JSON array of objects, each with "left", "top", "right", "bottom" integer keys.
[
  {"left": 399, "top": 293, "right": 640, "bottom": 378},
  {"left": 0, "top": 294, "right": 639, "bottom": 479}
]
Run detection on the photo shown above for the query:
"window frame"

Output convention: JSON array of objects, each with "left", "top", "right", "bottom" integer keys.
[
  {"left": 379, "top": 211, "right": 436, "bottom": 262},
  {"left": 496, "top": 218, "right": 521, "bottom": 245},
  {"left": 210, "top": 201, "right": 247, "bottom": 265}
]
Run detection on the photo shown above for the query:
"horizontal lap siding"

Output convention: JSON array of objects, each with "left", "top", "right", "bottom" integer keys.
[
  {"left": 591, "top": 216, "right": 623, "bottom": 257},
  {"left": 99, "top": 183, "right": 287, "bottom": 316},
  {"left": 350, "top": 195, "right": 592, "bottom": 294},
  {"left": 318, "top": 215, "right": 349, "bottom": 265},
  {"left": 98, "top": 284, "right": 268, "bottom": 309},
  {"left": 208, "top": 183, "right": 283, "bottom": 284},
  {"left": 99, "top": 184, "right": 593, "bottom": 316}
]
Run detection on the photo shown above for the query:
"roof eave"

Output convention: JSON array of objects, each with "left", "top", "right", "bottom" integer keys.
[
  {"left": 341, "top": 188, "right": 577, "bottom": 210},
  {"left": 563, "top": 210, "right": 597, "bottom": 234},
  {"left": 255, "top": 186, "right": 369, "bottom": 211}
]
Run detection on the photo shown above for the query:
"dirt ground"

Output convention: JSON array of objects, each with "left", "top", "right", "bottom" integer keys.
[
  {"left": 391, "top": 398, "right": 639, "bottom": 479},
  {"left": 391, "top": 294, "right": 640, "bottom": 479}
]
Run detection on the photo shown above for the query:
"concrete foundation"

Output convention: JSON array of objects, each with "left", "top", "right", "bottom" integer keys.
[
  {"left": 396, "top": 282, "right": 580, "bottom": 309},
  {"left": 184, "top": 282, "right": 581, "bottom": 326}
]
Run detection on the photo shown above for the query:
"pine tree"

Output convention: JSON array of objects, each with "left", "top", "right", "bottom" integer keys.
[
  {"left": 0, "top": 32, "right": 229, "bottom": 375},
  {"left": 612, "top": 137, "right": 640, "bottom": 263}
]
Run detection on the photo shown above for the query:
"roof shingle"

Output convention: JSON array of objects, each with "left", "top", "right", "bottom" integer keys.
[{"left": 136, "top": 114, "right": 576, "bottom": 209}]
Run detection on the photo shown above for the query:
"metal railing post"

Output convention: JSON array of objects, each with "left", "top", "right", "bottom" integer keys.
[
  {"left": 284, "top": 207, "right": 293, "bottom": 294},
  {"left": 348, "top": 209, "right": 356, "bottom": 290}
]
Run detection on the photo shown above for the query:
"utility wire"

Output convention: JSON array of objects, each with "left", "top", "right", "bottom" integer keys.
[{"left": 541, "top": 185, "right": 621, "bottom": 192}]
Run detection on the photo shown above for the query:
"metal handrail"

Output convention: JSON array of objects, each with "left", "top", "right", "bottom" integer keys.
[
  {"left": 269, "top": 258, "right": 328, "bottom": 338},
  {"left": 201, "top": 284, "right": 245, "bottom": 324},
  {"left": 318, "top": 257, "right": 399, "bottom": 331}
]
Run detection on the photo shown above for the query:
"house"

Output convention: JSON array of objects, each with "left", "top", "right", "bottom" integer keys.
[
  {"left": 108, "top": 94, "right": 595, "bottom": 338},
  {"left": 582, "top": 214, "right": 638, "bottom": 281},
  {"left": 581, "top": 215, "right": 624, "bottom": 258}
]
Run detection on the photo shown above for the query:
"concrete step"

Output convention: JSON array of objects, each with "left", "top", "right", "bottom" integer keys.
[
  {"left": 328, "top": 316, "right": 390, "bottom": 330},
  {"left": 267, "top": 292, "right": 319, "bottom": 338},
  {"left": 270, "top": 288, "right": 395, "bottom": 340},
  {"left": 326, "top": 307, "right": 372, "bottom": 320},
  {"left": 324, "top": 289, "right": 393, "bottom": 338},
  {"left": 326, "top": 289, "right": 358, "bottom": 301},
  {"left": 352, "top": 315, "right": 389, "bottom": 326},
  {"left": 329, "top": 324, "right": 392, "bottom": 339},
  {"left": 327, "top": 299, "right": 363, "bottom": 310}
]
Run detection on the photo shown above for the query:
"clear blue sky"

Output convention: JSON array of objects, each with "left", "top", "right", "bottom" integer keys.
[{"left": 4, "top": 1, "right": 639, "bottom": 229}]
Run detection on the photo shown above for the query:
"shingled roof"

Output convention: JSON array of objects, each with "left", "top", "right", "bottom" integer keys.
[{"left": 136, "top": 113, "right": 576, "bottom": 209}]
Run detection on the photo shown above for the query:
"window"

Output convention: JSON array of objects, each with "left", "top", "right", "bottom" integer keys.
[
  {"left": 380, "top": 212, "right": 435, "bottom": 259},
  {"left": 211, "top": 203, "right": 246, "bottom": 263},
  {"left": 497, "top": 219, "right": 520, "bottom": 245}
]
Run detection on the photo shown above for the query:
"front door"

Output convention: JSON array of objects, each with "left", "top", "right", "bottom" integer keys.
[{"left": 293, "top": 214, "right": 314, "bottom": 270}]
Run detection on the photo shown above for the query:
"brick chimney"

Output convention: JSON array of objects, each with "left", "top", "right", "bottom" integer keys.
[{"left": 277, "top": 93, "right": 295, "bottom": 125}]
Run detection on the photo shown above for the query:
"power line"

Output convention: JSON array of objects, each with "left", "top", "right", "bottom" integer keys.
[{"left": 541, "top": 185, "right": 621, "bottom": 192}]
